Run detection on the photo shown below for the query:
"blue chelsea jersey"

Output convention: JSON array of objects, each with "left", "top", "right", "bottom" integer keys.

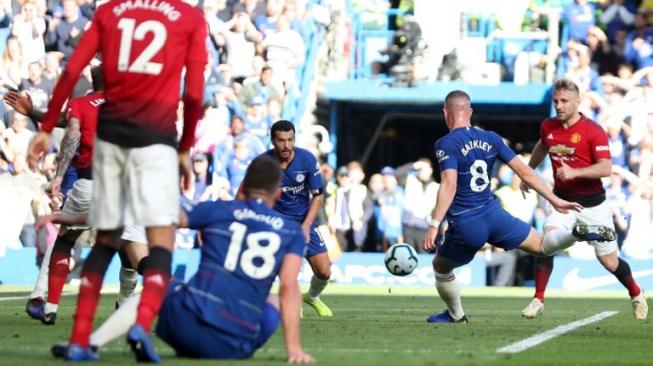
[
  {"left": 264, "top": 147, "right": 322, "bottom": 222},
  {"left": 435, "top": 126, "right": 516, "bottom": 219},
  {"left": 180, "top": 199, "right": 305, "bottom": 340}
]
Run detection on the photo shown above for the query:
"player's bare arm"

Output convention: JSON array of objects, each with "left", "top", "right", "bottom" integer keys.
[
  {"left": 555, "top": 158, "right": 612, "bottom": 181},
  {"left": 278, "top": 253, "right": 315, "bottom": 364},
  {"left": 520, "top": 140, "right": 547, "bottom": 194},
  {"left": 48, "top": 117, "right": 81, "bottom": 199},
  {"left": 507, "top": 156, "right": 582, "bottom": 214},
  {"left": 423, "top": 168, "right": 457, "bottom": 251},
  {"left": 301, "top": 193, "right": 323, "bottom": 241}
]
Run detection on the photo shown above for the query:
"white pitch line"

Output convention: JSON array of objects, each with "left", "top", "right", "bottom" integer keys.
[{"left": 496, "top": 311, "right": 618, "bottom": 354}]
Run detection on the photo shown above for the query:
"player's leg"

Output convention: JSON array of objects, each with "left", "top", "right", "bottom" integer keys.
[
  {"left": 302, "top": 224, "right": 332, "bottom": 316},
  {"left": 116, "top": 226, "right": 148, "bottom": 307},
  {"left": 65, "top": 138, "right": 126, "bottom": 359},
  {"left": 427, "top": 217, "right": 487, "bottom": 323},
  {"left": 253, "top": 295, "right": 282, "bottom": 350},
  {"left": 26, "top": 239, "right": 52, "bottom": 319},
  {"left": 43, "top": 178, "right": 94, "bottom": 325},
  {"left": 125, "top": 144, "right": 179, "bottom": 362},
  {"left": 583, "top": 203, "right": 648, "bottom": 320}
]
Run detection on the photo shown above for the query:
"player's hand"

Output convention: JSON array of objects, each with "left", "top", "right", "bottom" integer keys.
[
  {"left": 287, "top": 349, "right": 315, "bottom": 364},
  {"left": 555, "top": 160, "right": 577, "bottom": 181},
  {"left": 300, "top": 222, "right": 311, "bottom": 243},
  {"left": 552, "top": 198, "right": 583, "bottom": 214},
  {"left": 27, "top": 131, "right": 51, "bottom": 169},
  {"left": 46, "top": 176, "right": 63, "bottom": 199},
  {"left": 423, "top": 226, "right": 438, "bottom": 252},
  {"left": 178, "top": 150, "right": 192, "bottom": 191},
  {"left": 3, "top": 91, "right": 33, "bottom": 116}
]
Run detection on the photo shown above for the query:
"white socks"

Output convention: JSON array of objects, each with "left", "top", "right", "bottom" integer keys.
[
  {"left": 31, "top": 243, "right": 54, "bottom": 299},
  {"left": 542, "top": 229, "right": 577, "bottom": 255},
  {"left": 435, "top": 271, "right": 465, "bottom": 320},
  {"left": 90, "top": 295, "right": 140, "bottom": 347},
  {"left": 308, "top": 275, "right": 328, "bottom": 300},
  {"left": 117, "top": 266, "right": 138, "bottom": 306}
]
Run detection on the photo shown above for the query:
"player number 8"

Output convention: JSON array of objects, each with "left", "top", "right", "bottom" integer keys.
[
  {"left": 226, "top": 222, "right": 280, "bottom": 280},
  {"left": 469, "top": 159, "right": 490, "bottom": 192}
]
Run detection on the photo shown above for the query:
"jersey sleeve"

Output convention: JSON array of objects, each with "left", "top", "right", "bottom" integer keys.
[
  {"left": 589, "top": 125, "right": 611, "bottom": 161},
  {"left": 306, "top": 152, "right": 323, "bottom": 194},
  {"left": 491, "top": 132, "right": 517, "bottom": 163},
  {"left": 183, "top": 201, "right": 216, "bottom": 230},
  {"left": 186, "top": 14, "right": 209, "bottom": 64},
  {"left": 434, "top": 139, "right": 458, "bottom": 172},
  {"left": 66, "top": 99, "right": 81, "bottom": 121}
]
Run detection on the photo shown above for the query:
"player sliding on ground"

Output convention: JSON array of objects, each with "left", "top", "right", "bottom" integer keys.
[
  {"left": 51, "top": 156, "right": 314, "bottom": 363},
  {"left": 520, "top": 79, "right": 648, "bottom": 320},
  {"left": 422, "top": 90, "right": 583, "bottom": 323}
]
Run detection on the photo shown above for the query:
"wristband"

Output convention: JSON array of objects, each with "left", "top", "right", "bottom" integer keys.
[{"left": 429, "top": 219, "right": 441, "bottom": 228}]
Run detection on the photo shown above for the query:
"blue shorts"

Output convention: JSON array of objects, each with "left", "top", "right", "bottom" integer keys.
[
  {"left": 155, "top": 283, "right": 280, "bottom": 359},
  {"left": 60, "top": 166, "right": 79, "bottom": 201},
  {"left": 305, "top": 223, "right": 327, "bottom": 258},
  {"left": 438, "top": 205, "right": 531, "bottom": 266}
]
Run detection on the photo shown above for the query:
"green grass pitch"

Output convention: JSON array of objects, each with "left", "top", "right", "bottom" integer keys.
[{"left": 0, "top": 285, "right": 650, "bottom": 366}]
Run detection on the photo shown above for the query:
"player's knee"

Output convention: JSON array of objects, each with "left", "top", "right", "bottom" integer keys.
[
  {"left": 315, "top": 268, "right": 331, "bottom": 280},
  {"left": 597, "top": 252, "right": 619, "bottom": 271}
]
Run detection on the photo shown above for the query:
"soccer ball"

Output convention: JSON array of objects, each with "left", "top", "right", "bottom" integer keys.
[{"left": 384, "top": 243, "right": 418, "bottom": 276}]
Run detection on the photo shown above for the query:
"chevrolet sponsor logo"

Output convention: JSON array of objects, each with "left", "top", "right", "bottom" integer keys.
[{"left": 549, "top": 144, "right": 575, "bottom": 155}]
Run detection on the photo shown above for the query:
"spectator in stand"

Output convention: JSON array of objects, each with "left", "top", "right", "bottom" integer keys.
[
  {"left": 328, "top": 165, "right": 353, "bottom": 251},
  {"left": 44, "top": 0, "right": 89, "bottom": 60},
  {"left": 562, "top": 0, "right": 596, "bottom": 43},
  {"left": 263, "top": 13, "right": 306, "bottom": 87},
  {"left": 2, "top": 112, "right": 34, "bottom": 166},
  {"left": 225, "top": 137, "right": 254, "bottom": 198},
  {"left": 377, "top": 166, "right": 404, "bottom": 251},
  {"left": 11, "top": 0, "right": 46, "bottom": 64},
  {"left": 239, "top": 65, "right": 283, "bottom": 108},
  {"left": 216, "top": 11, "right": 262, "bottom": 80},
  {"left": 255, "top": 0, "right": 285, "bottom": 36},
  {"left": 244, "top": 95, "right": 270, "bottom": 146},
  {"left": 347, "top": 161, "right": 372, "bottom": 252},
  {"left": 203, "top": 0, "right": 228, "bottom": 67},
  {"left": 19, "top": 62, "right": 53, "bottom": 124},
  {"left": 43, "top": 51, "right": 62, "bottom": 83},
  {"left": 398, "top": 158, "right": 438, "bottom": 253},
  {"left": 236, "top": 0, "right": 266, "bottom": 21},
  {"left": 566, "top": 41, "right": 604, "bottom": 95},
  {"left": 0, "top": 35, "right": 28, "bottom": 90},
  {"left": 586, "top": 26, "right": 625, "bottom": 76},
  {"left": 193, "top": 103, "right": 230, "bottom": 155},
  {"left": 624, "top": 10, "right": 653, "bottom": 69},
  {"left": 601, "top": 0, "right": 636, "bottom": 42}
]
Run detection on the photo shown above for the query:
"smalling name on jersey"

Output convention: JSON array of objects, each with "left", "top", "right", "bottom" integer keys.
[
  {"left": 461, "top": 140, "right": 493, "bottom": 156},
  {"left": 112, "top": 0, "right": 182, "bottom": 21}
]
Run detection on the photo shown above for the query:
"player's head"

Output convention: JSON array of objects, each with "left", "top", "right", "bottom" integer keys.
[
  {"left": 270, "top": 120, "right": 295, "bottom": 160},
  {"left": 552, "top": 79, "right": 580, "bottom": 123},
  {"left": 443, "top": 90, "right": 472, "bottom": 130},
  {"left": 241, "top": 155, "right": 282, "bottom": 205},
  {"left": 90, "top": 65, "right": 104, "bottom": 92}
]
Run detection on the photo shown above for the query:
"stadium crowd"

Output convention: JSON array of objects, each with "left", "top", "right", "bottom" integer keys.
[{"left": 1, "top": 0, "right": 652, "bottom": 288}]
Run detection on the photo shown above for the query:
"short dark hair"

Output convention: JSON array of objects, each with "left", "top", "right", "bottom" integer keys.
[
  {"left": 270, "top": 120, "right": 295, "bottom": 139},
  {"left": 553, "top": 79, "right": 580, "bottom": 95},
  {"left": 444, "top": 90, "right": 471, "bottom": 104},
  {"left": 91, "top": 65, "right": 103, "bottom": 92},
  {"left": 242, "top": 155, "right": 282, "bottom": 194}
]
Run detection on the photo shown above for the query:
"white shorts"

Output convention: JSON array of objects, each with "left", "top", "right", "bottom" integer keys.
[
  {"left": 121, "top": 225, "right": 148, "bottom": 244},
  {"left": 62, "top": 178, "right": 94, "bottom": 230},
  {"left": 60, "top": 179, "right": 148, "bottom": 244},
  {"left": 89, "top": 138, "right": 180, "bottom": 230},
  {"left": 545, "top": 200, "right": 618, "bottom": 256}
]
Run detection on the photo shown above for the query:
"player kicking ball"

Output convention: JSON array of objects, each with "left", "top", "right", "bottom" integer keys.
[
  {"left": 422, "top": 90, "right": 583, "bottom": 323},
  {"left": 51, "top": 156, "right": 315, "bottom": 363},
  {"left": 520, "top": 80, "right": 648, "bottom": 320}
]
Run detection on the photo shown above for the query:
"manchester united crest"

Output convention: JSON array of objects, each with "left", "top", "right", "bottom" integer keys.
[{"left": 570, "top": 133, "right": 581, "bottom": 144}]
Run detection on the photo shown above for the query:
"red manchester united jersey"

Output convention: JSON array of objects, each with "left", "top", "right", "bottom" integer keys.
[
  {"left": 540, "top": 114, "right": 611, "bottom": 199},
  {"left": 67, "top": 92, "right": 104, "bottom": 170},
  {"left": 41, "top": 0, "right": 207, "bottom": 150}
]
